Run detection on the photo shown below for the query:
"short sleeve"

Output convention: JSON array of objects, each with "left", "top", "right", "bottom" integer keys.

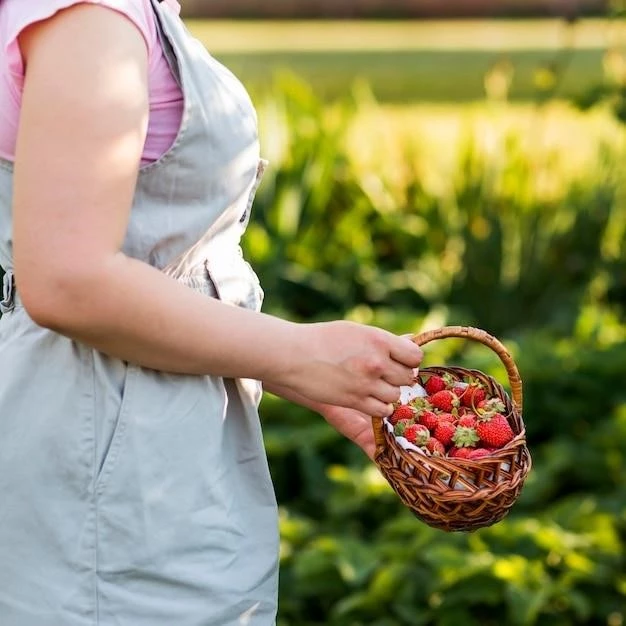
[
  {"left": 1, "top": 0, "right": 157, "bottom": 84},
  {"left": 0, "top": 0, "right": 183, "bottom": 164}
]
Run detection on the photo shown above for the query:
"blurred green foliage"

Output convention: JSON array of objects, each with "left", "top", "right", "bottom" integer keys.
[
  {"left": 245, "top": 74, "right": 626, "bottom": 624},
  {"left": 1, "top": 15, "right": 624, "bottom": 625},
  {"left": 215, "top": 47, "right": 605, "bottom": 104}
]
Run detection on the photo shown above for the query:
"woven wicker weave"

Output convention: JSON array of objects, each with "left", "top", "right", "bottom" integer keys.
[{"left": 373, "top": 326, "right": 532, "bottom": 532}]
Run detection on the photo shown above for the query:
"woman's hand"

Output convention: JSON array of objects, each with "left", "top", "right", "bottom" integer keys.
[
  {"left": 269, "top": 322, "right": 423, "bottom": 418},
  {"left": 265, "top": 325, "right": 423, "bottom": 457},
  {"left": 319, "top": 404, "right": 377, "bottom": 460}
]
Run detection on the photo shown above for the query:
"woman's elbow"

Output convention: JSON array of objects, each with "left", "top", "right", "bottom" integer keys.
[{"left": 17, "top": 264, "right": 102, "bottom": 332}]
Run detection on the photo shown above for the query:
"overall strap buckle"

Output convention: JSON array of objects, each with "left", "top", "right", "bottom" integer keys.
[{"left": 0, "top": 270, "right": 15, "bottom": 314}]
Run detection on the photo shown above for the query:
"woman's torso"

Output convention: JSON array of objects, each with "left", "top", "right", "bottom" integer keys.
[{"left": 0, "top": 2, "right": 279, "bottom": 624}]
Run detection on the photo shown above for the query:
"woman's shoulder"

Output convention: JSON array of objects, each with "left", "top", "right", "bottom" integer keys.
[
  {"left": 1, "top": 0, "right": 158, "bottom": 58},
  {"left": 0, "top": 0, "right": 184, "bottom": 165}
]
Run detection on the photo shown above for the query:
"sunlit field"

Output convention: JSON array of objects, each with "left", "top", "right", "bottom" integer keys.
[
  {"left": 178, "top": 17, "right": 626, "bottom": 626},
  {"left": 187, "top": 18, "right": 620, "bottom": 102}
]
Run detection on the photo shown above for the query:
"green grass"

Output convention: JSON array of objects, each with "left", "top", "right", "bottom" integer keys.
[
  {"left": 212, "top": 48, "right": 604, "bottom": 103},
  {"left": 186, "top": 19, "right": 615, "bottom": 102}
]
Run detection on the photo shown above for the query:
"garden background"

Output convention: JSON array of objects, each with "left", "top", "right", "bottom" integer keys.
[
  {"left": 191, "top": 1, "right": 626, "bottom": 624},
  {"left": 4, "top": 0, "right": 626, "bottom": 624}
]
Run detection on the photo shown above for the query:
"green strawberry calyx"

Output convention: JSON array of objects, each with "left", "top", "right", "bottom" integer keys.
[{"left": 451, "top": 425, "right": 480, "bottom": 448}]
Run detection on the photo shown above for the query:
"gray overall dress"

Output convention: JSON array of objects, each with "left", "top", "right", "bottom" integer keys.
[{"left": 0, "top": 1, "right": 279, "bottom": 624}]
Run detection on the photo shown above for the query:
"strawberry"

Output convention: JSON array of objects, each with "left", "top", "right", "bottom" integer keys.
[
  {"left": 438, "top": 412, "right": 457, "bottom": 424},
  {"left": 448, "top": 446, "right": 473, "bottom": 459},
  {"left": 476, "top": 413, "right": 514, "bottom": 448},
  {"left": 468, "top": 448, "right": 493, "bottom": 460},
  {"left": 457, "top": 414, "right": 477, "bottom": 428},
  {"left": 424, "top": 375, "right": 446, "bottom": 395},
  {"left": 393, "top": 419, "right": 413, "bottom": 437},
  {"left": 429, "top": 390, "right": 460, "bottom": 412},
  {"left": 433, "top": 421, "right": 456, "bottom": 447},
  {"left": 451, "top": 425, "right": 480, "bottom": 448},
  {"left": 452, "top": 384, "right": 467, "bottom": 397},
  {"left": 460, "top": 384, "right": 487, "bottom": 409},
  {"left": 425, "top": 437, "right": 446, "bottom": 456},
  {"left": 477, "top": 397, "right": 506, "bottom": 416},
  {"left": 389, "top": 404, "right": 416, "bottom": 425},
  {"left": 404, "top": 424, "right": 430, "bottom": 445},
  {"left": 418, "top": 409, "right": 439, "bottom": 431}
]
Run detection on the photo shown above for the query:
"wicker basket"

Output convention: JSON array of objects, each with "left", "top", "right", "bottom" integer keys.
[{"left": 372, "top": 326, "right": 532, "bottom": 532}]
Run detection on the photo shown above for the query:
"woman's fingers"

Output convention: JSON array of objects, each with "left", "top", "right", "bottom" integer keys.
[
  {"left": 360, "top": 397, "right": 395, "bottom": 418},
  {"left": 382, "top": 360, "right": 418, "bottom": 387},
  {"left": 351, "top": 379, "right": 402, "bottom": 417},
  {"left": 388, "top": 335, "right": 423, "bottom": 368},
  {"left": 368, "top": 379, "right": 402, "bottom": 406}
]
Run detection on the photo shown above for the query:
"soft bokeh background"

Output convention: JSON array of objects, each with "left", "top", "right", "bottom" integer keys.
[
  {"left": 1, "top": 1, "right": 622, "bottom": 624},
  {"left": 181, "top": 1, "right": 626, "bottom": 624}
]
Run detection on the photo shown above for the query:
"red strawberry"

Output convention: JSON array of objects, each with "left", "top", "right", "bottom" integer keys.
[
  {"left": 424, "top": 375, "right": 446, "bottom": 395},
  {"left": 451, "top": 425, "right": 480, "bottom": 448},
  {"left": 438, "top": 412, "right": 457, "bottom": 424},
  {"left": 452, "top": 384, "right": 467, "bottom": 397},
  {"left": 433, "top": 421, "right": 456, "bottom": 447},
  {"left": 468, "top": 448, "right": 493, "bottom": 460},
  {"left": 457, "top": 414, "right": 477, "bottom": 428},
  {"left": 461, "top": 384, "right": 487, "bottom": 409},
  {"left": 418, "top": 409, "right": 439, "bottom": 431},
  {"left": 389, "top": 404, "right": 416, "bottom": 425},
  {"left": 404, "top": 424, "right": 430, "bottom": 445},
  {"left": 476, "top": 413, "right": 514, "bottom": 448},
  {"left": 448, "top": 446, "right": 473, "bottom": 459},
  {"left": 393, "top": 419, "right": 413, "bottom": 437},
  {"left": 425, "top": 437, "right": 446, "bottom": 456},
  {"left": 429, "top": 390, "right": 460, "bottom": 412}
]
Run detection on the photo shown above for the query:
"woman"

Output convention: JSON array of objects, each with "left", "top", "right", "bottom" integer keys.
[{"left": 0, "top": 0, "right": 423, "bottom": 624}]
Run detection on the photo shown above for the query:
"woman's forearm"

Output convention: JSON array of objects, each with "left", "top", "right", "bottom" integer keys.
[
  {"left": 26, "top": 252, "right": 299, "bottom": 382},
  {"left": 21, "top": 250, "right": 422, "bottom": 420}
]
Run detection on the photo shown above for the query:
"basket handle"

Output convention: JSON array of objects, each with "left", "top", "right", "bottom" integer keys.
[{"left": 372, "top": 326, "right": 523, "bottom": 456}]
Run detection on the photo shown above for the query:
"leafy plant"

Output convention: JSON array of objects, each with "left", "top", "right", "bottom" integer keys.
[{"left": 244, "top": 75, "right": 626, "bottom": 625}]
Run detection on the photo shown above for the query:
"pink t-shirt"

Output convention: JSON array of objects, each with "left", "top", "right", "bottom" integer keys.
[{"left": 0, "top": 0, "right": 184, "bottom": 164}]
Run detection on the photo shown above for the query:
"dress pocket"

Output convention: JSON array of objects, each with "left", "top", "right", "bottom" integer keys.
[
  {"left": 205, "top": 252, "right": 264, "bottom": 312},
  {"left": 94, "top": 362, "right": 139, "bottom": 496}
]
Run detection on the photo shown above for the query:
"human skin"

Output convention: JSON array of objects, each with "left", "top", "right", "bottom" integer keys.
[{"left": 12, "top": 4, "right": 422, "bottom": 457}]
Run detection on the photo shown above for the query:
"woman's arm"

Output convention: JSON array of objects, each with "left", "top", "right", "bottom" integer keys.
[{"left": 13, "top": 5, "right": 422, "bottom": 418}]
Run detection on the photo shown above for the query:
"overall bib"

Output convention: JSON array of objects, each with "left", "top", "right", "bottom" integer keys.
[{"left": 0, "top": 1, "right": 279, "bottom": 624}]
